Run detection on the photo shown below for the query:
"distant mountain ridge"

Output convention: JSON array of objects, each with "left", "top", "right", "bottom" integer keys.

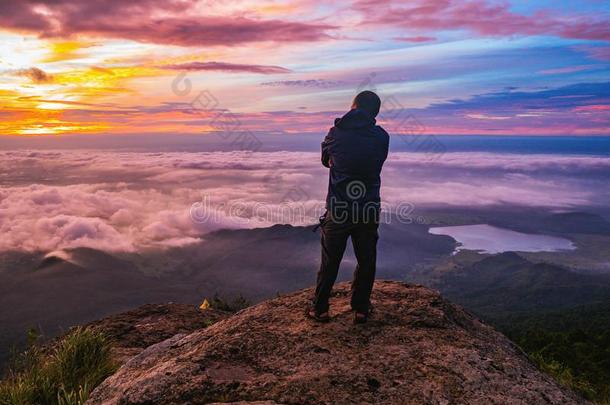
[{"left": 437, "top": 251, "right": 610, "bottom": 319}]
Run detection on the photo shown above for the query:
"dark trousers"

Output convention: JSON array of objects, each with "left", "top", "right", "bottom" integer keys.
[{"left": 313, "top": 213, "right": 379, "bottom": 313}]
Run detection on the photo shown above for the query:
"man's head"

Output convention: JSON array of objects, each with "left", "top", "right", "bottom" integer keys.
[{"left": 352, "top": 90, "right": 381, "bottom": 118}]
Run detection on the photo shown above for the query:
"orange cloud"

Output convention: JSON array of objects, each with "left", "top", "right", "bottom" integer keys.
[
  {"left": 42, "top": 40, "right": 94, "bottom": 62},
  {"left": 14, "top": 67, "right": 54, "bottom": 83}
]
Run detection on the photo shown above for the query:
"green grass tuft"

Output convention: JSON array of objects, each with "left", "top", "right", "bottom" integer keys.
[{"left": 0, "top": 327, "right": 117, "bottom": 405}]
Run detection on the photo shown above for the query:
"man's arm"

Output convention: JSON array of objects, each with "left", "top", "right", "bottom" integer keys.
[
  {"left": 379, "top": 128, "right": 389, "bottom": 163},
  {"left": 321, "top": 128, "right": 334, "bottom": 168},
  {"left": 383, "top": 133, "right": 389, "bottom": 162}
]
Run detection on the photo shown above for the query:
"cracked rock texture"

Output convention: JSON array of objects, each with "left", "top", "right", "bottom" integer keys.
[{"left": 87, "top": 281, "right": 585, "bottom": 404}]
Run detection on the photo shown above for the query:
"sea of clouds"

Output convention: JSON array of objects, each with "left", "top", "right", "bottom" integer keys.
[{"left": 1, "top": 150, "right": 609, "bottom": 253}]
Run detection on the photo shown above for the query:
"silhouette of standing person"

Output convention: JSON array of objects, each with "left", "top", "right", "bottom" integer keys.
[{"left": 307, "top": 91, "right": 389, "bottom": 324}]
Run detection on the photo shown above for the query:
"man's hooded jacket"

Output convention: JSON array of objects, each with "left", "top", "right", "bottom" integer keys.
[{"left": 322, "top": 108, "right": 389, "bottom": 220}]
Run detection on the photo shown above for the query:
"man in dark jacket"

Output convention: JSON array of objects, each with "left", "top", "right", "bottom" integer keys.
[{"left": 307, "top": 91, "right": 389, "bottom": 324}]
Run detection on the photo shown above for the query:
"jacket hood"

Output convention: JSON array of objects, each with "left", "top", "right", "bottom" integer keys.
[{"left": 334, "top": 108, "right": 376, "bottom": 130}]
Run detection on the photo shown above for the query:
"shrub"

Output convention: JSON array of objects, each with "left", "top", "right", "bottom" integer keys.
[
  {"left": 529, "top": 352, "right": 598, "bottom": 401},
  {"left": 0, "top": 327, "right": 116, "bottom": 405},
  {"left": 209, "top": 293, "right": 250, "bottom": 312}
]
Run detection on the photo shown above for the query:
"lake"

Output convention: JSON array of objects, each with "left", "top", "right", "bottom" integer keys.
[{"left": 428, "top": 224, "right": 576, "bottom": 254}]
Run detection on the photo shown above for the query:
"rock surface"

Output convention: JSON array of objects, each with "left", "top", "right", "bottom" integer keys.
[
  {"left": 86, "top": 303, "right": 229, "bottom": 365},
  {"left": 87, "top": 281, "right": 585, "bottom": 404}
]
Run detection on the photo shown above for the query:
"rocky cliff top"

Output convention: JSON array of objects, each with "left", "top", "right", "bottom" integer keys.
[
  {"left": 87, "top": 281, "right": 585, "bottom": 404},
  {"left": 85, "top": 303, "right": 230, "bottom": 366}
]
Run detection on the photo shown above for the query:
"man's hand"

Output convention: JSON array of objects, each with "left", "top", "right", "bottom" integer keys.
[{"left": 321, "top": 129, "right": 334, "bottom": 168}]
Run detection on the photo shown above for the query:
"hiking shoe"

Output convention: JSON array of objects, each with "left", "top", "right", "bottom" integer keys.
[
  {"left": 353, "top": 307, "right": 373, "bottom": 324},
  {"left": 305, "top": 307, "right": 330, "bottom": 323}
]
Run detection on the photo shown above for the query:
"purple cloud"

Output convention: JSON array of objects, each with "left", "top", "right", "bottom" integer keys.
[
  {"left": 538, "top": 65, "right": 601, "bottom": 75},
  {"left": 0, "top": 0, "right": 335, "bottom": 46},
  {"left": 260, "top": 79, "right": 345, "bottom": 88},
  {"left": 426, "top": 82, "right": 610, "bottom": 112},
  {"left": 393, "top": 36, "right": 436, "bottom": 43},
  {"left": 162, "top": 62, "right": 292, "bottom": 74},
  {"left": 356, "top": 0, "right": 610, "bottom": 42},
  {"left": 579, "top": 46, "right": 610, "bottom": 61}
]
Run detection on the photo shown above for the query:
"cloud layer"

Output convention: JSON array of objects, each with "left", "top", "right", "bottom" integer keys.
[
  {"left": 356, "top": 0, "right": 610, "bottom": 42},
  {"left": 1, "top": 1, "right": 609, "bottom": 136},
  {"left": 13, "top": 67, "right": 54, "bottom": 83},
  {"left": 0, "top": 0, "right": 335, "bottom": 46},
  {"left": 1, "top": 150, "right": 609, "bottom": 253},
  {"left": 162, "top": 62, "right": 292, "bottom": 74},
  {"left": 2, "top": 0, "right": 608, "bottom": 47}
]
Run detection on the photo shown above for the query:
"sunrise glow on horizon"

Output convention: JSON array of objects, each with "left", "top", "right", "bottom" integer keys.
[{"left": 1, "top": 0, "right": 609, "bottom": 137}]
